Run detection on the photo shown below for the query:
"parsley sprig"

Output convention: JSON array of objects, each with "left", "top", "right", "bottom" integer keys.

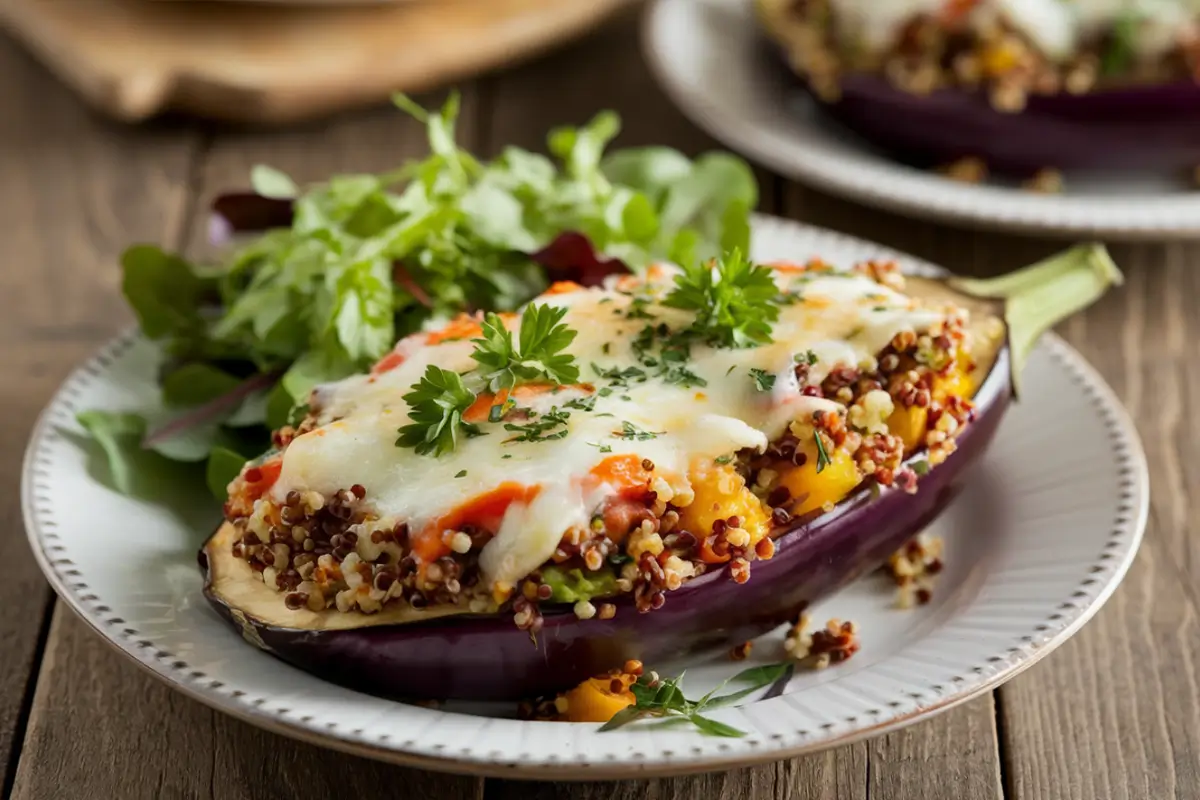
[
  {"left": 599, "top": 663, "right": 794, "bottom": 737},
  {"left": 395, "top": 366, "right": 482, "bottom": 456},
  {"left": 471, "top": 304, "right": 580, "bottom": 392},
  {"left": 664, "top": 249, "right": 781, "bottom": 349}
]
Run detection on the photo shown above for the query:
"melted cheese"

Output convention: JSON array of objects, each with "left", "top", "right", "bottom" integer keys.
[
  {"left": 828, "top": 0, "right": 1196, "bottom": 61},
  {"left": 271, "top": 265, "right": 954, "bottom": 591}
]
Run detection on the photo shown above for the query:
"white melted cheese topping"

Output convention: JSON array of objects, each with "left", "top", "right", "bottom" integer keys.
[
  {"left": 829, "top": 0, "right": 1197, "bottom": 62},
  {"left": 272, "top": 266, "right": 952, "bottom": 591}
]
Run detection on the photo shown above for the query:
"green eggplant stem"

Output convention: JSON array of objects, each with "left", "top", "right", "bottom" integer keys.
[{"left": 948, "top": 243, "right": 1123, "bottom": 397}]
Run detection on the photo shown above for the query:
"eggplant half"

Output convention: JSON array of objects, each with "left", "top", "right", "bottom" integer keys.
[
  {"left": 754, "top": 0, "right": 1200, "bottom": 177},
  {"left": 199, "top": 244, "right": 1120, "bottom": 701},
  {"left": 798, "top": 71, "right": 1200, "bottom": 177}
]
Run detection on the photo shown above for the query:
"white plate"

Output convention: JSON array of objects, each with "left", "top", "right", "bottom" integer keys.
[
  {"left": 22, "top": 216, "right": 1147, "bottom": 779},
  {"left": 643, "top": 0, "right": 1200, "bottom": 240}
]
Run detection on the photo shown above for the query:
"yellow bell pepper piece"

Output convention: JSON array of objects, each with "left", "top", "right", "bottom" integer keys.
[{"left": 777, "top": 441, "right": 862, "bottom": 517}]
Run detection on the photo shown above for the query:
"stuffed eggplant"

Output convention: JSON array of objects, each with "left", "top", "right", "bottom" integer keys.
[
  {"left": 200, "top": 243, "right": 1120, "bottom": 701},
  {"left": 755, "top": 0, "right": 1200, "bottom": 176}
]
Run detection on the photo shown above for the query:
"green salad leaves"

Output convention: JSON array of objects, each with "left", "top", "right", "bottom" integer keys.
[{"left": 79, "top": 93, "right": 758, "bottom": 501}]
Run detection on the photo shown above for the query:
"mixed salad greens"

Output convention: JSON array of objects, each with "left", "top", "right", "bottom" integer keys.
[{"left": 77, "top": 93, "right": 759, "bottom": 502}]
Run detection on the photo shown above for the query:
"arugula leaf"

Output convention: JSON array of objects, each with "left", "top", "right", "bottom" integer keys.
[
  {"left": 76, "top": 411, "right": 151, "bottom": 495},
  {"left": 80, "top": 93, "right": 760, "bottom": 502},
  {"left": 207, "top": 446, "right": 249, "bottom": 500},
  {"left": 161, "top": 364, "right": 243, "bottom": 407},
  {"left": 396, "top": 365, "right": 481, "bottom": 456},
  {"left": 471, "top": 304, "right": 579, "bottom": 392},
  {"left": 251, "top": 165, "right": 299, "bottom": 200},
  {"left": 121, "top": 246, "right": 213, "bottom": 344},
  {"left": 664, "top": 248, "right": 781, "bottom": 348}
]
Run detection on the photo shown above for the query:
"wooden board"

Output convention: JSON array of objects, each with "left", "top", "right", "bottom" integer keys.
[{"left": 0, "top": 0, "right": 635, "bottom": 125}]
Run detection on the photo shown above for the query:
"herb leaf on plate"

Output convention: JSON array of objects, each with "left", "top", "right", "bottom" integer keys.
[{"left": 598, "top": 662, "right": 793, "bottom": 737}]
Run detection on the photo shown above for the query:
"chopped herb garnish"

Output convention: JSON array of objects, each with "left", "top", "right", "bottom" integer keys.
[
  {"left": 794, "top": 350, "right": 818, "bottom": 365},
  {"left": 487, "top": 399, "right": 515, "bottom": 423},
  {"left": 615, "top": 421, "right": 663, "bottom": 440},
  {"left": 587, "top": 441, "right": 614, "bottom": 453},
  {"left": 455, "top": 469, "right": 468, "bottom": 478},
  {"left": 714, "top": 454, "right": 733, "bottom": 465},
  {"left": 503, "top": 407, "right": 571, "bottom": 443},
  {"left": 624, "top": 297, "right": 656, "bottom": 320},
  {"left": 602, "top": 343, "right": 611, "bottom": 355},
  {"left": 748, "top": 368, "right": 776, "bottom": 392},
  {"left": 501, "top": 454, "right": 513, "bottom": 459},
  {"left": 911, "top": 459, "right": 930, "bottom": 476},
  {"left": 664, "top": 248, "right": 781, "bottom": 348},
  {"left": 396, "top": 365, "right": 482, "bottom": 456},
  {"left": 471, "top": 303, "right": 580, "bottom": 392},
  {"left": 592, "top": 363, "right": 647, "bottom": 387},
  {"left": 564, "top": 394, "right": 598, "bottom": 412},
  {"left": 599, "top": 662, "right": 794, "bottom": 737},
  {"left": 814, "top": 430, "right": 832, "bottom": 473}
]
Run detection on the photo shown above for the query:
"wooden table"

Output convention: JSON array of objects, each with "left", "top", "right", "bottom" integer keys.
[{"left": 2, "top": 10, "right": 1198, "bottom": 800}]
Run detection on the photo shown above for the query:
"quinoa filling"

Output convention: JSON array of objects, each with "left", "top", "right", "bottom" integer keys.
[
  {"left": 759, "top": 0, "right": 1200, "bottom": 113},
  {"left": 219, "top": 258, "right": 978, "bottom": 632}
]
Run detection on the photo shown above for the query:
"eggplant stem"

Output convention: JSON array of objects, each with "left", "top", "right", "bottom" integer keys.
[{"left": 948, "top": 243, "right": 1122, "bottom": 397}]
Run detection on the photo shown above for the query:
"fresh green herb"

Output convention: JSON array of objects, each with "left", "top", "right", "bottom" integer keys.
[
  {"left": 714, "top": 454, "right": 733, "bottom": 465},
  {"left": 79, "top": 93, "right": 758, "bottom": 502},
  {"left": 814, "top": 430, "right": 832, "bottom": 473},
  {"left": 587, "top": 441, "right": 614, "bottom": 453},
  {"left": 911, "top": 459, "right": 930, "bottom": 476},
  {"left": 598, "top": 662, "right": 793, "bottom": 736},
  {"left": 748, "top": 368, "right": 776, "bottom": 392},
  {"left": 501, "top": 453, "right": 513, "bottom": 459},
  {"left": 564, "top": 394, "right": 598, "bottom": 412},
  {"left": 664, "top": 249, "right": 781, "bottom": 348},
  {"left": 615, "top": 421, "right": 663, "bottom": 441},
  {"left": 629, "top": 324, "right": 706, "bottom": 388},
  {"left": 503, "top": 408, "right": 571, "bottom": 443},
  {"left": 487, "top": 400, "right": 514, "bottom": 423},
  {"left": 395, "top": 365, "right": 481, "bottom": 456},
  {"left": 602, "top": 343, "right": 611, "bottom": 355},
  {"left": 591, "top": 363, "right": 647, "bottom": 387},
  {"left": 455, "top": 469, "right": 468, "bottom": 478},
  {"left": 471, "top": 304, "right": 580, "bottom": 392},
  {"left": 1101, "top": 10, "right": 1140, "bottom": 76},
  {"left": 624, "top": 297, "right": 656, "bottom": 320},
  {"left": 795, "top": 350, "right": 818, "bottom": 366}
]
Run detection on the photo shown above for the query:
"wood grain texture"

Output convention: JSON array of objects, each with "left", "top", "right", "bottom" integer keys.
[
  {"left": 998, "top": 245, "right": 1200, "bottom": 800},
  {"left": 0, "top": 0, "right": 636, "bottom": 124},
  {"left": 11, "top": 610, "right": 484, "bottom": 800},
  {"left": 0, "top": 35, "right": 197, "bottom": 793}
]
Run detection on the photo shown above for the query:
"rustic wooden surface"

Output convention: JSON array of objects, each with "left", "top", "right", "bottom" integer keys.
[{"left": 2, "top": 11, "right": 1197, "bottom": 800}]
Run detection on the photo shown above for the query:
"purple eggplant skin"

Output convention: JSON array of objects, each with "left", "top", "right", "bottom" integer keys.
[
  {"left": 198, "top": 341, "right": 1011, "bottom": 703},
  {"left": 775, "top": 49, "right": 1200, "bottom": 176}
]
